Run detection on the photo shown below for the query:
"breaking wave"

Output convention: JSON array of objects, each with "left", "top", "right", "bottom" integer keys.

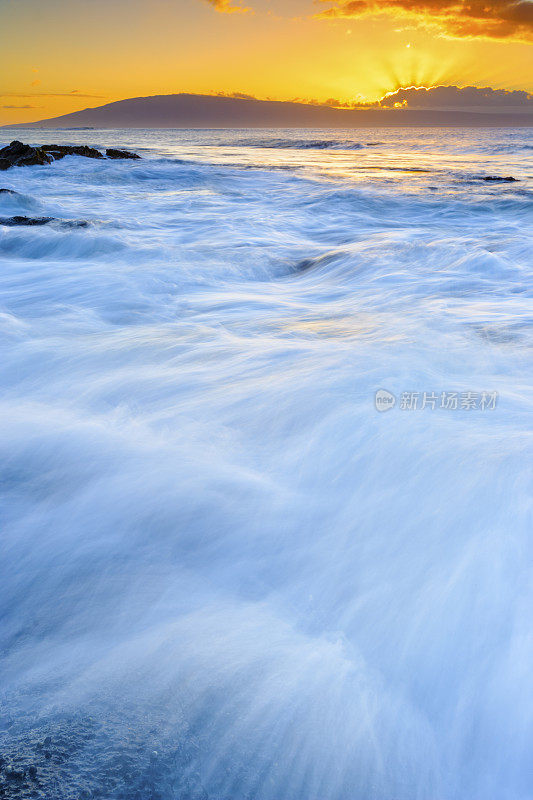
[{"left": 0, "top": 126, "right": 532, "bottom": 800}]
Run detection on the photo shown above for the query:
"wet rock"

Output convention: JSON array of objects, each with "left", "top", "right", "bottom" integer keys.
[
  {"left": 0, "top": 215, "right": 55, "bottom": 226},
  {"left": 5, "top": 766, "right": 25, "bottom": 780},
  {"left": 106, "top": 148, "right": 141, "bottom": 160},
  {"left": 0, "top": 706, "right": 198, "bottom": 800},
  {"left": 0, "top": 140, "right": 52, "bottom": 169},
  {"left": 0, "top": 141, "right": 140, "bottom": 169},
  {"left": 482, "top": 175, "right": 518, "bottom": 182},
  {"left": 0, "top": 215, "right": 89, "bottom": 228},
  {"left": 42, "top": 144, "right": 104, "bottom": 160}
]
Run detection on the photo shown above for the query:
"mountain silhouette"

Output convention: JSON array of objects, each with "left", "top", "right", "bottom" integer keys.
[{"left": 5, "top": 93, "right": 533, "bottom": 128}]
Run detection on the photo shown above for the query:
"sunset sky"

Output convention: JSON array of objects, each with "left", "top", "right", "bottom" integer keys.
[{"left": 1, "top": 0, "right": 532, "bottom": 124}]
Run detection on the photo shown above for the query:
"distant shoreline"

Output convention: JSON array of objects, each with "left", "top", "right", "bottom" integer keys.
[{"left": 3, "top": 93, "right": 532, "bottom": 130}]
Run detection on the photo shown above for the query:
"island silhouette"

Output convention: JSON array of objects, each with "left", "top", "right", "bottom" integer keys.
[{"left": 6, "top": 92, "right": 533, "bottom": 128}]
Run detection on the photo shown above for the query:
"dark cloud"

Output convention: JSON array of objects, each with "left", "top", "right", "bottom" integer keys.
[
  {"left": 318, "top": 0, "right": 533, "bottom": 41},
  {"left": 376, "top": 84, "right": 533, "bottom": 110},
  {"left": 202, "top": 0, "right": 250, "bottom": 12}
]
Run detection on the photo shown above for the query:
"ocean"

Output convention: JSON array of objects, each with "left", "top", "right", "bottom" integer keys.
[{"left": 0, "top": 127, "right": 532, "bottom": 800}]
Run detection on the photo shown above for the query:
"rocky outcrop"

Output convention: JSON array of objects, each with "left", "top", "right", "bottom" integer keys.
[
  {"left": 0, "top": 141, "right": 141, "bottom": 170},
  {"left": 0, "top": 216, "right": 54, "bottom": 226},
  {"left": 0, "top": 141, "right": 52, "bottom": 170},
  {"left": 42, "top": 144, "right": 104, "bottom": 160},
  {"left": 105, "top": 148, "right": 141, "bottom": 159},
  {"left": 482, "top": 175, "right": 518, "bottom": 182},
  {"left": 0, "top": 215, "right": 89, "bottom": 228}
]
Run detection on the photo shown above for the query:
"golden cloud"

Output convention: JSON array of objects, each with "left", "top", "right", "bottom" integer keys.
[
  {"left": 377, "top": 84, "right": 533, "bottom": 108},
  {"left": 317, "top": 0, "right": 533, "bottom": 41},
  {"left": 203, "top": 0, "right": 250, "bottom": 12}
]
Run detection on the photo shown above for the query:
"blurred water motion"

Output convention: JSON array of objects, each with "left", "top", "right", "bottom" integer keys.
[{"left": 0, "top": 127, "right": 532, "bottom": 800}]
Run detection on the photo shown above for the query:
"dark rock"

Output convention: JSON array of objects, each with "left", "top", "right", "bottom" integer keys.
[
  {"left": 0, "top": 707, "right": 201, "bottom": 800},
  {"left": 0, "top": 216, "right": 55, "bottom": 226},
  {"left": 0, "top": 140, "right": 52, "bottom": 169},
  {"left": 42, "top": 144, "right": 104, "bottom": 160},
  {"left": 0, "top": 215, "right": 89, "bottom": 228},
  {"left": 5, "top": 767, "right": 25, "bottom": 781},
  {"left": 61, "top": 219, "right": 91, "bottom": 229},
  {"left": 482, "top": 175, "right": 518, "bottom": 182},
  {"left": 43, "top": 150, "right": 68, "bottom": 160},
  {"left": 106, "top": 148, "right": 141, "bottom": 160},
  {"left": 0, "top": 141, "right": 140, "bottom": 170}
]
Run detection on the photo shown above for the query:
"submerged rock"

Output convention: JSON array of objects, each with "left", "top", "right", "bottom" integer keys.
[
  {"left": 0, "top": 215, "right": 54, "bottom": 226},
  {"left": 5, "top": 767, "right": 25, "bottom": 781},
  {"left": 0, "top": 215, "right": 89, "bottom": 228},
  {"left": 42, "top": 144, "right": 104, "bottom": 160},
  {"left": 106, "top": 148, "right": 141, "bottom": 159},
  {"left": 482, "top": 175, "right": 519, "bottom": 182},
  {"left": 0, "top": 140, "right": 52, "bottom": 170},
  {"left": 0, "top": 708, "right": 194, "bottom": 800}
]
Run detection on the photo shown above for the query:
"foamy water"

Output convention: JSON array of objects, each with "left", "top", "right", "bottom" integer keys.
[{"left": 0, "top": 128, "right": 532, "bottom": 799}]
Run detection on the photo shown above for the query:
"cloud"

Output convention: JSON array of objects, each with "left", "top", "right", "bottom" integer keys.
[
  {"left": 202, "top": 0, "right": 250, "bottom": 12},
  {"left": 384, "top": 84, "right": 533, "bottom": 107},
  {"left": 2, "top": 104, "right": 41, "bottom": 109},
  {"left": 214, "top": 91, "right": 258, "bottom": 99},
  {"left": 292, "top": 95, "right": 361, "bottom": 107},
  {"left": 375, "top": 84, "right": 533, "bottom": 110},
  {"left": 317, "top": 0, "right": 533, "bottom": 41}
]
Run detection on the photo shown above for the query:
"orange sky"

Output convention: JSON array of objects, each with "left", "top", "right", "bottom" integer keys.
[{"left": 1, "top": 0, "right": 532, "bottom": 125}]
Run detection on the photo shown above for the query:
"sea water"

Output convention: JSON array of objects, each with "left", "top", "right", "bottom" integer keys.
[{"left": 0, "top": 128, "right": 532, "bottom": 800}]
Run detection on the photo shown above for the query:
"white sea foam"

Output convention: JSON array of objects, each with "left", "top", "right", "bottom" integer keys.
[{"left": 0, "top": 128, "right": 532, "bottom": 799}]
